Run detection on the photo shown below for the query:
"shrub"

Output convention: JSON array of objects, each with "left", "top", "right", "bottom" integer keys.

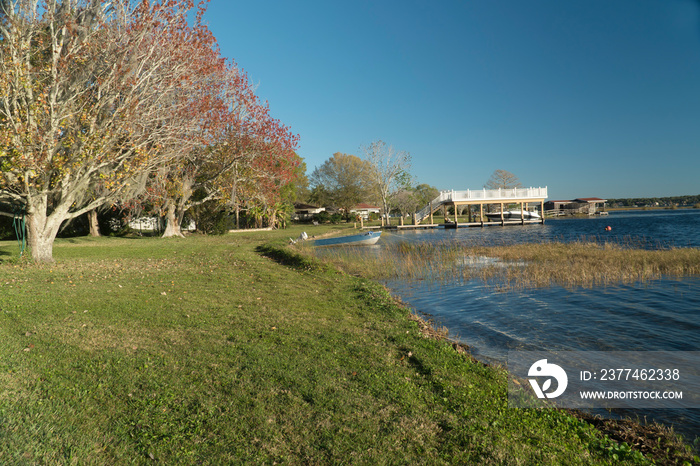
[
  {"left": 0, "top": 215, "right": 17, "bottom": 240},
  {"left": 191, "top": 201, "right": 232, "bottom": 235},
  {"left": 315, "top": 211, "right": 330, "bottom": 223},
  {"left": 99, "top": 208, "right": 133, "bottom": 236}
]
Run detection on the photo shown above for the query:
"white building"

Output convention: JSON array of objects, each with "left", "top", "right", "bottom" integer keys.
[{"left": 350, "top": 203, "right": 381, "bottom": 220}]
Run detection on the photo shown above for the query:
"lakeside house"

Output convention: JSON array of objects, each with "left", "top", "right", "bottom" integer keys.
[
  {"left": 128, "top": 217, "right": 196, "bottom": 232},
  {"left": 293, "top": 203, "right": 325, "bottom": 221},
  {"left": 350, "top": 203, "right": 381, "bottom": 220},
  {"left": 545, "top": 197, "right": 607, "bottom": 215}
]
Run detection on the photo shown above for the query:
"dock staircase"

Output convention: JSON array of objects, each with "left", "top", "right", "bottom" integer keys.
[{"left": 415, "top": 192, "right": 452, "bottom": 223}]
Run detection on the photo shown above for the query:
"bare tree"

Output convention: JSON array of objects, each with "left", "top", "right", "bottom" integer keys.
[
  {"left": 392, "top": 189, "right": 419, "bottom": 219},
  {"left": 361, "top": 140, "right": 411, "bottom": 226},
  {"left": 484, "top": 169, "right": 523, "bottom": 190}
]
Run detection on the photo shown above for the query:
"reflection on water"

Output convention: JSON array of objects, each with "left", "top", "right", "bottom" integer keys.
[{"left": 378, "top": 210, "right": 700, "bottom": 440}]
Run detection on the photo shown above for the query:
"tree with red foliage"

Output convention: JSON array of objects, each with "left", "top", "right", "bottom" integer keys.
[{"left": 141, "top": 62, "right": 300, "bottom": 237}]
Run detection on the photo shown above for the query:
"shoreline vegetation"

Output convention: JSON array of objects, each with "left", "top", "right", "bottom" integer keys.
[
  {"left": 305, "top": 237, "right": 700, "bottom": 290},
  {"left": 0, "top": 228, "right": 696, "bottom": 463},
  {"left": 607, "top": 206, "right": 700, "bottom": 211}
]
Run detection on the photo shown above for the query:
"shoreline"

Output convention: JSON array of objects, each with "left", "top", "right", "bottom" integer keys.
[
  {"left": 606, "top": 206, "right": 700, "bottom": 211},
  {"left": 399, "top": 305, "right": 696, "bottom": 463},
  {"left": 292, "top": 227, "right": 698, "bottom": 462}
]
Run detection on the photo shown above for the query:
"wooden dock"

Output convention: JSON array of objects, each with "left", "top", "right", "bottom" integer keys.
[
  {"left": 413, "top": 187, "right": 548, "bottom": 227},
  {"left": 357, "top": 187, "right": 548, "bottom": 231},
  {"left": 381, "top": 219, "right": 543, "bottom": 231},
  {"left": 444, "top": 219, "right": 543, "bottom": 228},
  {"left": 394, "top": 223, "right": 439, "bottom": 229}
]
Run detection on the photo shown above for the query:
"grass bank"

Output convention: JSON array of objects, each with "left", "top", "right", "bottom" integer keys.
[{"left": 0, "top": 228, "right": 694, "bottom": 464}]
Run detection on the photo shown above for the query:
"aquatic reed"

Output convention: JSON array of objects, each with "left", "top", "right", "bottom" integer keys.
[{"left": 303, "top": 239, "right": 700, "bottom": 289}]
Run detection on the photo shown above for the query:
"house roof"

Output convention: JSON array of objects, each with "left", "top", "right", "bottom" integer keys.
[
  {"left": 353, "top": 203, "right": 380, "bottom": 209},
  {"left": 293, "top": 202, "right": 321, "bottom": 210}
]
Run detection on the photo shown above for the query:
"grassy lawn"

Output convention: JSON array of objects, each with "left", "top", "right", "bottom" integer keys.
[{"left": 0, "top": 227, "right": 688, "bottom": 464}]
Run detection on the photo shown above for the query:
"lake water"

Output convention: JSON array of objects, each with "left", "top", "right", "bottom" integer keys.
[{"left": 379, "top": 209, "right": 700, "bottom": 441}]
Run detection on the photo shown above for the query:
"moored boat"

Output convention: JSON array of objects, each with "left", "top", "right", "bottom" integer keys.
[
  {"left": 313, "top": 231, "right": 382, "bottom": 247},
  {"left": 485, "top": 210, "right": 541, "bottom": 221}
]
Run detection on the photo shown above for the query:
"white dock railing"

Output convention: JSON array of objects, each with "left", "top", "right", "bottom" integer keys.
[{"left": 415, "top": 187, "right": 548, "bottom": 222}]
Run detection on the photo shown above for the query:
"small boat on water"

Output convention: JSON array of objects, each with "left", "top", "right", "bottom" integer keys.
[
  {"left": 485, "top": 210, "right": 541, "bottom": 221},
  {"left": 313, "top": 231, "right": 382, "bottom": 247}
]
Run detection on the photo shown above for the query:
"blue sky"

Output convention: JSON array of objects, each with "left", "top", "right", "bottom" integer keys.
[{"left": 203, "top": 0, "right": 700, "bottom": 200}]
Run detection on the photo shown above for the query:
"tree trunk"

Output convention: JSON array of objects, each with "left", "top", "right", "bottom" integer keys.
[
  {"left": 162, "top": 177, "right": 194, "bottom": 238},
  {"left": 88, "top": 209, "right": 101, "bottom": 237},
  {"left": 161, "top": 204, "right": 185, "bottom": 238},
  {"left": 25, "top": 197, "right": 65, "bottom": 263},
  {"left": 26, "top": 218, "right": 56, "bottom": 262},
  {"left": 383, "top": 200, "right": 391, "bottom": 226}
]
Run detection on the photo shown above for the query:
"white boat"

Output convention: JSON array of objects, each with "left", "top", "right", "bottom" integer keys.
[
  {"left": 313, "top": 231, "right": 382, "bottom": 247},
  {"left": 485, "top": 210, "right": 541, "bottom": 221}
]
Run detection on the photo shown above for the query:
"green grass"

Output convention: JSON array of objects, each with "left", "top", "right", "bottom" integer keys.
[{"left": 0, "top": 229, "right": 693, "bottom": 464}]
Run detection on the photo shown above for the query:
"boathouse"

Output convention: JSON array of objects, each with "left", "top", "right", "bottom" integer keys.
[
  {"left": 574, "top": 198, "right": 607, "bottom": 214},
  {"left": 408, "top": 187, "right": 548, "bottom": 228},
  {"left": 544, "top": 200, "right": 571, "bottom": 211},
  {"left": 544, "top": 197, "right": 607, "bottom": 215}
]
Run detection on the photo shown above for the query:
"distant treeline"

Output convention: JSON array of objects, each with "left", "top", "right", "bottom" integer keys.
[{"left": 608, "top": 195, "right": 700, "bottom": 208}]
